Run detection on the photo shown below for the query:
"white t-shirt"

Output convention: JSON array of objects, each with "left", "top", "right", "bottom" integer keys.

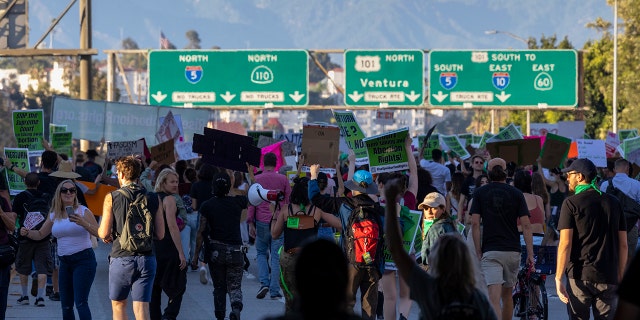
[
  {"left": 51, "top": 205, "right": 92, "bottom": 256},
  {"left": 420, "top": 159, "right": 451, "bottom": 195}
]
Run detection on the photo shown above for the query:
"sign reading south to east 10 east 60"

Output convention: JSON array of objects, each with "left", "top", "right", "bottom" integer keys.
[
  {"left": 344, "top": 50, "right": 424, "bottom": 106},
  {"left": 148, "top": 50, "right": 308, "bottom": 107},
  {"left": 428, "top": 50, "right": 577, "bottom": 107}
]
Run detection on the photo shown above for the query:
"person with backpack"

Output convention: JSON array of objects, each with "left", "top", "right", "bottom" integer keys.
[
  {"left": 271, "top": 176, "right": 341, "bottom": 312},
  {"left": 418, "top": 192, "right": 457, "bottom": 269},
  {"left": 0, "top": 193, "right": 16, "bottom": 320},
  {"left": 599, "top": 158, "right": 640, "bottom": 264},
  {"left": 384, "top": 177, "right": 497, "bottom": 320},
  {"left": 11, "top": 172, "right": 53, "bottom": 307},
  {"left": 20, "top": 179, "right": 99, "bottom": 320},
  {"left": 199, "top": 171, "right": 250, "bottom": 320},
  {"left": 150, "top": 168, "right": 188, "bottom": 320},
  {"left": 308, "top": 164, "right": 383, "bottom": 320},
  {"left": 98, "top": 155, "right": 165, "bottom": 320}
]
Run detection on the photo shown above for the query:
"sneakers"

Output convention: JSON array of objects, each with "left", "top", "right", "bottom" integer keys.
[
  {"left": 229, "top": 309, "right": 241, "bottom": 320},
  {"left": 243, "top": 271, "right": 255, "bottom": 280},
  {"left": 17, "top": 296, "right": 29, "bottom": 305},
  {"left": 49, "top": 292, "right": 60, "bottom": 301},
  {"left": 35, "top": 297, "right": 45, "bottom": 307},
  {"left": 199, "top": 266, "right": 208, "bottom": 285},
  {"left": 256, "top": 286, "right": 269, "bottom": 299},
  {"left": 270, "top": 293, "right": 283, "bottom": 300}
]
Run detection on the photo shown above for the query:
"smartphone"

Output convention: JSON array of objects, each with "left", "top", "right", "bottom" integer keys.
[{"left": 65, "top": 206, "right": 75, "bottom": 218}]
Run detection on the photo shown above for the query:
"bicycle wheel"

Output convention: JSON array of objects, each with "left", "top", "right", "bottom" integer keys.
[
  {"left": 512, "top": 292, "right": 526, "bottom": 318},
  {"left": 527, "top": 281, "right": 548, "bottom": 320}
]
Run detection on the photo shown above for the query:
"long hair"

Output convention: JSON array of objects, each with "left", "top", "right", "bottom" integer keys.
[
  {"left": 51, "top": 179, "right": 78, "bottom": 220},
  {"left": 513, "top": 170, "right": 532, "bottom": 193},
  {"left": 531, "top": 172, "right": 550, "bottom": 205},
  {"left": 154, "top": 168, "right": 178, "bottom": 193},
  {"left": 450, "top": 172, "right": 465, "bottom": 198},
  {"left": 429, "top": 234, "right": 475, "bottom": 302},
  {"left": 290, "top": 177, "right": 310, "bottom": 206}
]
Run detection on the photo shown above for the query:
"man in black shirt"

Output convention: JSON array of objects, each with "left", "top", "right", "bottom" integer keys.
[{"left": 556, "top": 158, "right": 627, "bottom": 319}]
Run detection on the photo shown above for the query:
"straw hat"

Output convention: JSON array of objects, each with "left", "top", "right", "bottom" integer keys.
[{"left": 49, "top": 161, "right": 81, "bottom": 179}]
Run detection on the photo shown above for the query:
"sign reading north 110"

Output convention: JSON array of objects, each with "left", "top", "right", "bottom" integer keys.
[
  {"left": 344, "top": 50, "right": 424, "bottom": 106},
  {"left": 428, "top": 50, "right": 577, "bottom": 107},
  {"left": 148, "top": 50, "right": 308, "bottom": 107}
]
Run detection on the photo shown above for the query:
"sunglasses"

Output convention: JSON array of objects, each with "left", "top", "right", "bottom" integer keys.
[
  {"left": 474, "top": 161, "right": 484, "bottom": 164},
  {"left": 60, "top": 187, "right": 77, "bottom": 194}
]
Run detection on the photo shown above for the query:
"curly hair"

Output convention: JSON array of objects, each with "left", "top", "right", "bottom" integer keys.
[{"left": 115, "top": 156, "right": 142, "bottom": 182}]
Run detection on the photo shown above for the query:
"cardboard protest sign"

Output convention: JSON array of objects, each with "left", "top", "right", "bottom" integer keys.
[
  {"left": 78, "top": 181, "right": 117, "bottom": 216},
  {"left": 248, "top": 131, "right": 273, "bottom": 146},
  {"left": 576, "top": 139, "right": 607, "bottom": 168},
  {"left": 175, "top": 141, "right": 199, "bottom": 161},
  {"left": 13, "top": 110, "right": 45, "bottom": 157},
  {"left": 440, "top": 135, "right": 471, "bottom": 160},
  {"left": 619, "top": 129, "right": 639, "bottom": 141},
  {"left": 3, "top": 148, "right": 29, "bottom": 195},
  {"left": 155, "top": 110, "right": 181, "bottom": 143},
  {"left": 49, "top": 124, "right": 67, "bottom": 139},
  {"left": 622, "top": 136, "right": 640, "bottom": 166},
  {"left": 383, "top": 206, "right": 422, "bottom": 270},
  {"left": 51, "top": 132, "right": 73, "bottom": 157},
  {"left": 539, "top": 133, "right": 571, "bottom": 169},
  {"left": 301, "top": 124, "right": 340, "bottom": 169},
  {"left": 107, "top": 139, "right": 145, "bottom": 159},
  {"left": 605, "top": 131, "right": 620, "bottom": 158},
  {"left": 487, "top": 123, "right": 524, "bottom": 142},
  {"left": 486, "top": 138, "right": 541, "bottom": 166},
  {"left": 333, "top": 110, "right": 368, "bottom": 166},
  {"left": 363, "top": 128, "right": 409, "bottom": 174},
  {"left": 192, "top": 128, "right": 260, "bottom": 172},
  {"left": 150, "top": 140, "right": 176, "bottom": 166}
]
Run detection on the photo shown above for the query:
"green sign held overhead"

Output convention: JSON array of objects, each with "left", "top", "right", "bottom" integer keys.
[
  {"left": 12, "top": 110, "right": 44, "bottom": 157},
  {"left": 149, "top": 50, "right": 309, "bottom": 107},
  {"left": 363, "top": 128, "right": 409, "bottom": 174},
  {"left": 333, "top": 110, "right": 368, "bottom": 166},
  {"left": 344, "top": 50, "right": 424, "bottom": 106},
  {"left": 4, "top": 148, "right": 29, "bottom": 195},
  {"left": 429, "top": 50, "right": 578, "bottom": 107}
]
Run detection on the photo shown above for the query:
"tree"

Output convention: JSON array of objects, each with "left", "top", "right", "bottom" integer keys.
[
  {"left": 67, "top": 59, "right": 120, "bottom": 101},
  {"left": 185, "top": 30, "right": 201, "bottom": 49},
  {"left": 308, "top": 52, "right": 340, "bottom": 83},
  {"left": 120, "top": 37, "right": 146, "bottom": 70}
]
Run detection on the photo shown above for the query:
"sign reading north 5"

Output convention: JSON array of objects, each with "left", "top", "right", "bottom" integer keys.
[
  {"left": 428, "top": 50, "right": 578, "bottom": 107},
  {"left": 148, "top": 50, "right": 309, "bottom": 106},
  {"left": 344, "top": 50, "right": 424, "bottom": 106}
]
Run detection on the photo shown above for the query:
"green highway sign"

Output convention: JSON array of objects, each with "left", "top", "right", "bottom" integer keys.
[
  {"left": 148, "top": 50, "right": 308, "bottom": 107},
  {"left": 344, "top": 50, "right": 424, "bottom": 106},
  {"left": 428, "top": 50, "right": 577, "bottom": 107}
]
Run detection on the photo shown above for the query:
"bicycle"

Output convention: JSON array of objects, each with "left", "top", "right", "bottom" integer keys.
[{"left": 513, "top": 245, "right": 557, "bottom": 320}]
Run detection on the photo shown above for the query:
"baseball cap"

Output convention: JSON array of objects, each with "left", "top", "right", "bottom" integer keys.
[
  {"left": 561, "top": 158, "right": 597, "bottom": 182},
  {"left": 418, "top": 192, "right": 446, "bottom": 210},
  {"left": 344, "top": 170, "right": 378, "bottom": 194},
  {"left": 487, "top": 158, "right": 506, "bottom": 171}
]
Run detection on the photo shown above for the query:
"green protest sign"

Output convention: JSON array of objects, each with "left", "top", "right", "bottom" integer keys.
[
  {"left": 441, "top": 135, "right": 471, "bottom": 160},
  {"left": 472, "top": 135, "right": 483, "bottom": 145},
  {"left": 13, "top": 110, "right": 44, "bottom": 157},
  {"left": 418, "top": 133, "right": 440, "bottom": 160},
  {"left": 333, "top": 110, "right": 368, "bottom": 166},
  {"left": 488, "top": 123, "right": 524, "bottom": 142},
  {"left": 52, "top": 132, "right": 73, "bottom": 157},
  {"left": 363, "top": 127, "right": 409, "bottom": 174},
  {"left": 247, "top": 130, "right": 273, "bottom": 146},
  {"left": 622, "top": 136, "right": 640, "bottom": 166},
  {"left": 4, "top": 148, "right": 29, "bottom": 195},
  {"left": 49, "top": 124, "right": 67, "bottom": 139},
  {"left": 457, "top": 133, "right": 472, "bottom": 147},
  {"left": 382, "top": 206, "right": 422, "bottom": 270},
  {"left": 478, "top": 131, "right": 494, "bottom": 149},
  {"left": 540, "top": 133, "right": 571, "bottom": 169},
  {"left": 619, "top": 129, "right": 639, "bottom": 141}
]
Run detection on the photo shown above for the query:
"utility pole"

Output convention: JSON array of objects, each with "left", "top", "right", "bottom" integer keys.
[{"left": 79, "top": 0, "right": 92, "bottom": 100}]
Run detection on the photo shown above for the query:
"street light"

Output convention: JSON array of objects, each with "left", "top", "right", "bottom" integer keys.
[{"left": 613, "top": 0, "right": 618, "bottom": 133}]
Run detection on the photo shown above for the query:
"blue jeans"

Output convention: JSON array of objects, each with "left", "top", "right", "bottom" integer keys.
[
  {"left": 59, "top": 248, "right": 97, "bottom": 320},
  {"left": 186, "top": 213, "right": 199, "bottom": 262},
  {"left": 255, "top": 221, "right": 282, "bottom": 296}
]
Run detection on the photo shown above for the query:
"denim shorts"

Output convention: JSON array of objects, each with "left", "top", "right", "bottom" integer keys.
[{"left": 108, "top": 255, "right": 156, "bottom": 302}]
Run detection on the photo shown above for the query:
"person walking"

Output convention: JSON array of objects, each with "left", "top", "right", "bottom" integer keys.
[
  {"left": 0, "top": 193, "right": 16, "bottom": 320},
  {"left": 556, "top": 158, "right": 627, "bottom": 319},
  {"left": 151, "top": 168, "right": 188, "bottom": 320},
  {"left": 199, "top": 171, "right": 250, "bottom": 320},
  {"left": 21, "top": 179, "right": 99, "bottom": 320},
  {"left": 98, "top": 156, "right": 165, "bottom": 320},
  {"left": 470, "top": 158, "right": 534, "bottom": 320}
]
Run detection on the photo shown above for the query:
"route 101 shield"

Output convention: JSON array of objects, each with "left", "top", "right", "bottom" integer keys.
[
  {"left": 492, "top": 72, "right": 510, "bottom": 91},
  {"left": 185, "top": 66, "right": 203, "bottom": 84},
  {"left": 439, "top": 72, "right": 457, "bottom": 90}
]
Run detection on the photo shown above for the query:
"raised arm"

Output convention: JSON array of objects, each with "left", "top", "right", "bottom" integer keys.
[
  {"left": 335, "top": 161, "right": 345, "bottom": 197},
  {"left": 347, "top": 149, "right": 356, "bottom": 182},
  {"left": 383, "top": 178, "right": 415, "bottom": 282},
  {"left": 405, "top": 136, "right": 418, "bottom": 197}
]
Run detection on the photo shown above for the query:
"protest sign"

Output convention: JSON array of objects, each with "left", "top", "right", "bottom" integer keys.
[
  {"left": 175, "top": 141, "right": 199, "bottom": 161},
  {"left": 248, "top": 130, "right": 273, "bottom": 146},
  {"left": 374, "top": 110, "right": 394, "bottom": 126},
  {"left": 472, "top": 134, "right": 483, "bottom": 145},
  {"left": 193, "top": 128, "right": 261, "bottom": 172},
  {"left": 301, "top": 124, "right": 340, "bottom": 169},
  {"left": 605, "top": 131, "right": 620, "bottom": 158},
  {"left": 333, "top": 110, "right": 368, "bottom": 166},
  {"left": 363, "top": 128, "right": 409, "bottom": 174},
  {"left": 155, "top": 110, "right": 181, "bottom": 143},
  {"left": 576, "top": 139, "right": 607, "bottom": 168},
  {"left": 619, "top": 129, "right": 639, "bottom": 141},
  {"left": 622, "top": 136, "right": 640, "bottom": 166},
  {"left": 150, "top": 140, "right": 176, "bottom": 166},
  {"left": 77, "top": 181, "right": 117, "bottom": 216},
  {"left": 23, "top": 212, "right": 45, "bottom": 230},
  {"left": 107, "top": 139, "right": 145, "bottom": 159},
  {"left": 13, "top": 110, "right": 45, "bottom": 157},
  {"left": 417, "top": 134, "right": 440, "bottom": 160},
  {"left": 557, "top": 121, "right": 586, "bottom": 139},
  {"left": 440, "top": 135, "right": 471, "bottom": 160},
  {"left": 487, "top": 123, "right": 524, "bottom": 142},
  {"left": 4, "top": 148, "right": 29, "bottom": 195},
  {"left": 530, "top": 123, "right": 558, "bottom": 136},
  {"left": 486, "top": 138, "right": 541, "bottom": 166},
  {"left": 383, "top": 206, "right": 422, "bottom": 271},
  {"left": 539, "top": 133, "right": 571, "bottom": 169},
  {"left": 457, "top": 133, "right": 472, "bottom": 147},
  {"left": 49, "top": 124, "right": 67, "bottom": 139},
  {"left": 478, "top": 131, "right": 494, "bottom": 149},
  {"left": 51, "top": 132, "right": 73, "bottom": 157}
]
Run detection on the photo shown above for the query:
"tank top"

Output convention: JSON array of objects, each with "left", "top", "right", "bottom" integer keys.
[
  {"left": 51, "top": 205, "right": 92, "bottom": 256},
  {"left": 549, "top": 188, "right": 566, "bottom": 208},
  {"left": 283, "top": 204, "right": 318, "bottom": 252},
  {"left": 109, "top": 184, "right": 157, "bottom": 257}
]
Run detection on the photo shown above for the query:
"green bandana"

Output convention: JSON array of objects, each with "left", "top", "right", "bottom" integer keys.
[{"left": 574, "top": 180, "right": 602, "bottom": 195}]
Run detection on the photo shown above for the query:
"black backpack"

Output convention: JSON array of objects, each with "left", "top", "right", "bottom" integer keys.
[
  {"left": 114, "top": 189, "right": 155, "bottom": 253},
  {"left": 344, "top": 203, "right": 384, "bottom": 269},
  {"left": 605, "top": 179, "right": 640, "bottom": 232},
  {"left": 22, "top": 190, "right": 51, "bottom": 231}
]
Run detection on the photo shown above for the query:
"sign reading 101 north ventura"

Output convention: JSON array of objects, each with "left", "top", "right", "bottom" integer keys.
[
  {"left": 148, "top": 50, "right": 308, "bottom": 107},
  {"left": 428, "top": 50, "right": 577, "bottom": 107},
  {"left": 344, "top": 50, "right": 424, "bottom": 106}
]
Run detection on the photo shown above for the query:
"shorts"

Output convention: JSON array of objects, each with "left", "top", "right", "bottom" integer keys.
[
  {"left": 481, "top": 250, "right": 520, "bottom": 287},
  {"left": 108, "top": 255, "right": 157, "bottom": 302},
  {"left": 15, "top": 241, "right": 53, "bottom": 276}
]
